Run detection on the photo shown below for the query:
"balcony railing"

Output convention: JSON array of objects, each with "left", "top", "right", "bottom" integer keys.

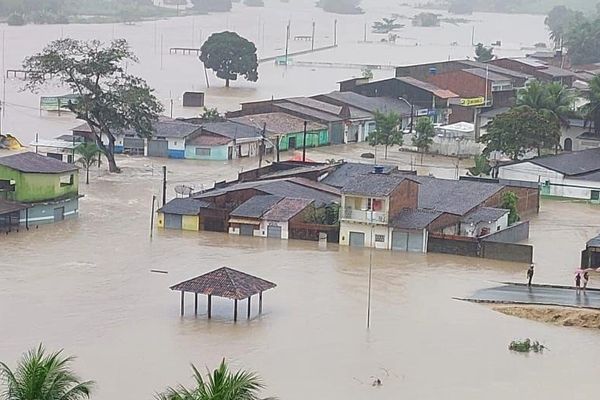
[{"left": 342, "top": 209, "right": 388, "bottom": 224}]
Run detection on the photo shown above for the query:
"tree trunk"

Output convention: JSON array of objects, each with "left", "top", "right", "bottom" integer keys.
[
  {"left": 225, "top": 78, "right": 230, "bottom": 88},
  {"left": 421, "top": 151, "right": 424, "bottom": 165},
  {"left": 86, "top": 166, "right": 90, "bottom": 184},
  {"left": 95, "top": 132, "right": 120, "bottom": 173},
  {"left": 384, "top": 145, "right": 388, "bottom": 159}
]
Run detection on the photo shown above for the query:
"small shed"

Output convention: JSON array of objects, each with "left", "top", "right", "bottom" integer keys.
[{"left": 170, "top": 267, "right": 277, "bottom": 321}]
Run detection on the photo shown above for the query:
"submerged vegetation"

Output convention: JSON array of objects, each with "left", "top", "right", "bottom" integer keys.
[{"left": 509, "top": 339, "right": 546, "bottom": 353}]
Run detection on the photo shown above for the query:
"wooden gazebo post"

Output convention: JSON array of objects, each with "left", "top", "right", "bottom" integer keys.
[
  {"left": 194, "top": 293, "right": 198, "bottom": 315},
  {"left": 234, "top": 299, "right": 238, "bottom": 322},
  {"left": 208, "top": 295, "right": 212, "bottom": 319},
  {"left": 180, "top": 291, "right": 185, "bottom": 316},
  {"left": 259, "top": 291, "right": 263, "bottom": 314}
]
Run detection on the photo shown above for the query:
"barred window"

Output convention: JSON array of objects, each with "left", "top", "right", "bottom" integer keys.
[{"left": 375, "top": 234, "right": 385, "bottom": 243}]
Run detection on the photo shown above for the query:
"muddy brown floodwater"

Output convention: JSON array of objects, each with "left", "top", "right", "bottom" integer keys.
[{"left": 3, "top": 149, "right": 600, "bottom": 400}]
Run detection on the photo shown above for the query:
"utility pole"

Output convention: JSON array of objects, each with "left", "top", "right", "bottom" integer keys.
[
  {"left": 162, "top": 166, "right": 167, "bottom": 207},
  {"left": 258, "top": 123, "right": 266, "bottom": 170},
  {"left": 285, "top": 21, "right": 291, "bottom": 66},
  {"left": 311, "top": 21, "right": 316, "bottom": 51},
  {"left": 150, "top": 195, "right": 156, "bottom": 239},
  {"left": 302, "top": 121, "right": 308, "bottom": 162},
  {"left": 334, "top": 19, "right": 338, "bottom": 46},
  {"left": 276, "top": 135, "right": 280, "bottom": 163}
]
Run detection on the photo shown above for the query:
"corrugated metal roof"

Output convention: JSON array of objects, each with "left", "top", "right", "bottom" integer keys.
[
  {"left": 230, "top": 195, "right": 283, "bottom": 218},
  {"left": 462, "top": 207, "right": 508, "bottom": 224},
  {"left": 231, "top": 112, "right": 326, "bottom": 135},
  {"left": 395, "top": 77, "right": 459, "bottom": 99},
  {"left": 342, "top": 173, "right": 410, "bottom": 197},
  {"left": 0, "top": 199, "right": 29, "bottom": 215},
  {"left": 390, "top": 209, "right": 442, "bottom": 229},
  {"left": 316, "top": 91, "right": 411, "bottom": 116},
  {"left": 158, "top": 198, "right": 212, "bottom": 215}
]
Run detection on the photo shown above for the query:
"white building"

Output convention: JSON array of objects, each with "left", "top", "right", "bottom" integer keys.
[
  {"left": 498, "top": 148, "right": 600, "bottom": 201},
  {"left": 459, "top": 207, "right": 509, "bottom": 237}
]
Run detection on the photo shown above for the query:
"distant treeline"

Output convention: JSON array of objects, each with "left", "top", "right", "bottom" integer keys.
[
  {"left": 434, "top": 0, "right": 598, "bottom": 14},
  {"left": 0, "top": 0, "right": 173, "bottom": 24}
]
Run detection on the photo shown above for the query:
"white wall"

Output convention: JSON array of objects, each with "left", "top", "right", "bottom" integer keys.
[
  {"left": 258, "top": 220, "right": 289, "bottom": 239},
  {"left": 168, "top": 138, "right": 186, "bottom": 151},
  {"left": 340, "top": 221, "right": 391, "bottom": 249},
  {"left": 460, "top": 213, "right": 509, "bottom": 237}
]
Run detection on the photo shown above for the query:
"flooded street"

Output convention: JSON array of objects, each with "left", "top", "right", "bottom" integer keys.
[
  {"left": 3, "top": 150, "right": 600, "bottom": 399},
  {"left": 3, "top": 1, "right": 600, "bottom": 399}
]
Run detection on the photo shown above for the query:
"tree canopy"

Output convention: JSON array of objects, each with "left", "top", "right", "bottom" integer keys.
[
  {"left": 479, "top": 106, "right": 561, "bottom": 159},
  {"left": 200, "top": 31, "right": 258, "bottom": 88},
  {"left": 316, "top": 0, "right": 362, "bottom": 14},
  {"left": 23, "top": 38, "right": 163, "bottom": 172},
  {"left": 474, "top": 43, "right": 494, "bottom": 62},
  {"left": 517, "top": 80, "right": 575, "bottom": 126},
  {"left": 413, "top": 117, "right": 435, "bottom": 162},
  {"left": 0, "top": 344, "right": 93, "bottom": 400},
  {"left": 545, "top": 5, "right": 583, "bottom": 50},
  {"left": 563, "top": 12, "right": 600, "bottom": 64},
  {"left": 582, "top": 75, "right": 600, "bottom": 134},
  {"left": 368, "top": 111, "right": 403, "bottom": 159},
  {"left": 156, "top": 359, "right": 274, "bottom": 400}
]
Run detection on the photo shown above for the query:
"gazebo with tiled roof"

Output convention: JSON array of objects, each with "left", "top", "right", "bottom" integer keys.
[{"left": 170, "top": 267, "right": 277, "bottom": 321}]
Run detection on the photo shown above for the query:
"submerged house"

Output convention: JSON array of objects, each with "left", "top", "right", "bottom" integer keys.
[
  {"left": 0, "top": 152, "right": 79, "bottom": 226},
  {"left": 185, "top": 121, "right": 264, "bottom": 161}
]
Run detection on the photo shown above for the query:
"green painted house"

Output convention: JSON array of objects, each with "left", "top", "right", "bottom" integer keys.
[{"left": 0, "top": 152, "right": 79, "bottom": 226}]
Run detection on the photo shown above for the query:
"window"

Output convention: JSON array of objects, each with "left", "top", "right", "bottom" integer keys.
[
  {"left": 59, "top": 174, "right": 74, "bottom": 187},
  {"left": 375, "top": 234, "right": 385, "bottom": 243},
  {"left": 592, "top": 190, "right": 600, "bottom": 201},
  {"left": 195, "top": 147, "right": 211, "bottom": 156}
]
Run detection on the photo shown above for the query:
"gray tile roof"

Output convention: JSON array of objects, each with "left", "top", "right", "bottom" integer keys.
[
  {"left": 263, "top": 197, "right": 312, "bottom": 221},
  {"left": 258, "top": 180, "right": 338, "bottom": 206},
  {"left": 462, "top": 207, "right": 508, "bottom": 224},
  {"left": 123, "top": 118, "right": 202, "bottom": 139},
  {"left": 413, "top": 176, "right": 504, "bottom": 216},
  {"left": 230, "top": 113, "right": 326, "bottom": 135},
  {"left": 462, "top": 60, "right": 531, "bottom": 79},
  {"left": 526, "top": 148, "right": 600, "bottom": 176},
  {"left": 321, "top": 163, "right": 398, "bottom": 188},
  {"left": 464, "top": 68, "right": 512, "bottom": 82},
  {"left": 274, "top": 102, "right": 343, "bottom": 123},
  {"left": 158, "top": 198, "right": 212, "bottom": 215},
  {"left": 0, "top": 152, "right": 78, "bottom": 174},
  {"left": 342, "top": 173, "right": 409, "bottom": 197},
  {"left": 287, "top": 96, "right": 374, "bottom": 119},
  {"left": 390, "top": 209, "right": 443, "bottom": 230},
  {"left": 201, "top": 121, "right": 263, "bottom": 140},
  {"left": 230, "top": 195, "right": 283, "bottom": 218},
  {"left": 317, "top": 91, "right": 411, "bottom": 116}
]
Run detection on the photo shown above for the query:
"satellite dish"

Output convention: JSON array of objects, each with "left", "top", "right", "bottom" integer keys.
[{"left": 174, "top": 185, "right": 194, "bottom": 197}]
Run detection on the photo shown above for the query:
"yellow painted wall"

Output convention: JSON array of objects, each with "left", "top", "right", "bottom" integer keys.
[
  {"left": 157, "top": 212, "right": 165, "bottom": 228},
  {"left": 182, "top": 215, "right": 200, "bottom": 231}
]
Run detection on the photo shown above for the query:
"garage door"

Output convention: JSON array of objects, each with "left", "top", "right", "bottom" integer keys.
[
  {"left": 392, "top": 231, "right": 408, "bottom": 251},
  {"left": 164, "top": 213, "right": 182, "bottom": 229},
  {"left": 349, "top": 232, "right": 365, "bottom": 247},
  {"left": 240, "top": 224, "right": 255, "bottom": 236},
  {"left": 148, "top": 139, "right": 169, "bottom": 157},
  {"left": 407, "top": 231, "right": 424, "bottom": 253},
  {"left": 267, "top": 225, "right": 282, "bottom": 238}
]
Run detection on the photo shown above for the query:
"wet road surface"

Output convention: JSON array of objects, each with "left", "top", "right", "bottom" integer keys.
[{"left": 465, "top": 283, "right": 600, "bottom": 309}]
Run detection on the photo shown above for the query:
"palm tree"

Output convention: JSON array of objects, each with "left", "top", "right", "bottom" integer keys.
[
  {"left": 157, "top": 359, "right": 275, "bottom": 400},
  {"left": 75, "top": 142, "right": 103, "bottom": 184},
  {"left": 517, "top": 80, "right": 547, "bottom": 110},
  {"left": 0, "top": 344, "right": 93, "bottom": 400},
  {"left": 518, "top": 80, "right": 574, "bottom": 127},
  {"left": 583, "top": 75, "right": 600, "bottom": 135}
]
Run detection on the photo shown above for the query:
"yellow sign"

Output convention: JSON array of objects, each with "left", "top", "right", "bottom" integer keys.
[{"left": 459, "top": 97, "right": 486, "bottom": 107}]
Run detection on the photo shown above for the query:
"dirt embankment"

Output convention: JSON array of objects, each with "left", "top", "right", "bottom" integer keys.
[{"left": 493, "top": 305, "right": 600, "bottom": 329}]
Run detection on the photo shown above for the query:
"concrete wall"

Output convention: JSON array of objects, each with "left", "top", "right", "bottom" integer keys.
[
  {"left": 461, "top": 213, "right": 509, "bottom": 237},
  {"left": 20, "top": 197, "right": 79, "bottom": 225},
  {"left": 389, "top": 179, "right": 419, "bottom": 215},
  {"left": 481, "top": 221, "right": 530, "bottom": 243},
  {"left": 259, "top": 220, "right": 290, "bottom": 239},
  {"left": 427, "top": 235, "right": 480, "bottom": 257},
  {"left": 182, "top": 215, "right": 200, "bottom": 231},
  {"left": 480, "top": 241, "right": 533, "bottom": 263},
  {"left": 339, "top": 221, "right": 391, "bottom": 249},
  {"left": 185, "top": 144, "right": 230, "bottom": 161}
]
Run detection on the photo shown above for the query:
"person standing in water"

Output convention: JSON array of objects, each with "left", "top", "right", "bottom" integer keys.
[
  {"left": 527, "top": 264, "right": 534, "bottom": 287},
  {"left": 583, "top": 272, "right": 590, "bottom": 292},
  {"left": 575, "top": 273, "right": 582, "bottom": 294}
]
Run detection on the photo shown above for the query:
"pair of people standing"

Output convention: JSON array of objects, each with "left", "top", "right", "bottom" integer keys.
[{"left": 575, "top": 272, "right": 590, "bottom": 293}]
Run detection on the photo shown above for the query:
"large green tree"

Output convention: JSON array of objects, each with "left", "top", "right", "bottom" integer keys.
[
  {"left": 23, "top": 38, "right": 163, "bottom": 173},
  {"left": 156, "top": 359, "right": 274, "bottom": 400},
  {"left": 0, "top": 345, "right": 93, "bottom": 400},
  {"left": 582, "top": 75, "right": 600, "bottom": 134},
  {"left": 474, "top": 43, "right": 494, "bottom": 62},
  {"left": 564, "top": 15, "right": 600, "bottom": 64},
  {"left": 413, "top": 117, "right": 435, "bottom": 163},
  {"left": 545, "top": 6, "right": 582, "bottom": 50},
  {"left": 368, "top": 111, "right": 403, "bottom": 159},
  {"left": 200, "top": 32, "right": 258, "bottom": 88},
  {"left": 479, "top": 106, "right": 561, "bottom": 159}
]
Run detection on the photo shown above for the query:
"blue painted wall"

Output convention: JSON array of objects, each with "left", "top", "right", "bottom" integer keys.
[
  {"left": 185, "top": 145, "right": 230, "bottom": 161},
  {"left": 168, "top": 149, "right": 186, "bottom": 159}
]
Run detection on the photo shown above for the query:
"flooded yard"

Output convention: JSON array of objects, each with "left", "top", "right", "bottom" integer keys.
[{"left": 2, "top": 152, "right": 600, "bottom": 400}]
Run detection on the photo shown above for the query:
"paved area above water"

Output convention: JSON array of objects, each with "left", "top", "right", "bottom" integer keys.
[{"left": 463, "top": 283, "right": 600, "bottom": 310}]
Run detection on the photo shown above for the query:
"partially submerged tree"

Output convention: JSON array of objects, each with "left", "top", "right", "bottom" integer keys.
[
  {"left": 474, "top": 43, "right": 494, "bottom": 62},
  {"left": 0, "top": 344, "right": 94, "bottom": 400},
  {"left": 156, "top": 359, "right": 275, "bottom": 400},
  {"left": 413, "top": 117, "right": 435, "bottom": 163},
  {"left": 23, "top": 39, "right": 163, "bottom": 173},
  {"left": 200, "top": 31, "right": 258, "bottom": 88},
  {"left": 468, "top": 154, "right": 491, "bottom": 177},
  {"left": 501, "top": 191, "right": 520, "bottom": 225},
  {"left": 75, "top": 142, "right": 103, "bottom": 184},
  {"left": 372, "top": 17, "right": 403, "bottom": 34},
  {"left": 200, "top": 107, "right": 225, "bottom": 122},
  {"left": 368, "top": 111, "right": 403, "bottom": 159},
  {"left": 316, "top": 0, "right": 362, "bottom": 14},
  {"left": 479, "top": 106, "right": 560, "bottom": 159}
]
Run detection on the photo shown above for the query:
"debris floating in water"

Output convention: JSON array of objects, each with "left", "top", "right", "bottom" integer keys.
[
  {"left": 509, "top": 338, "right": 547, "bottom": 353},
  {"left": 150, "top": 269, "right": 168, "bottom": 274}
]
